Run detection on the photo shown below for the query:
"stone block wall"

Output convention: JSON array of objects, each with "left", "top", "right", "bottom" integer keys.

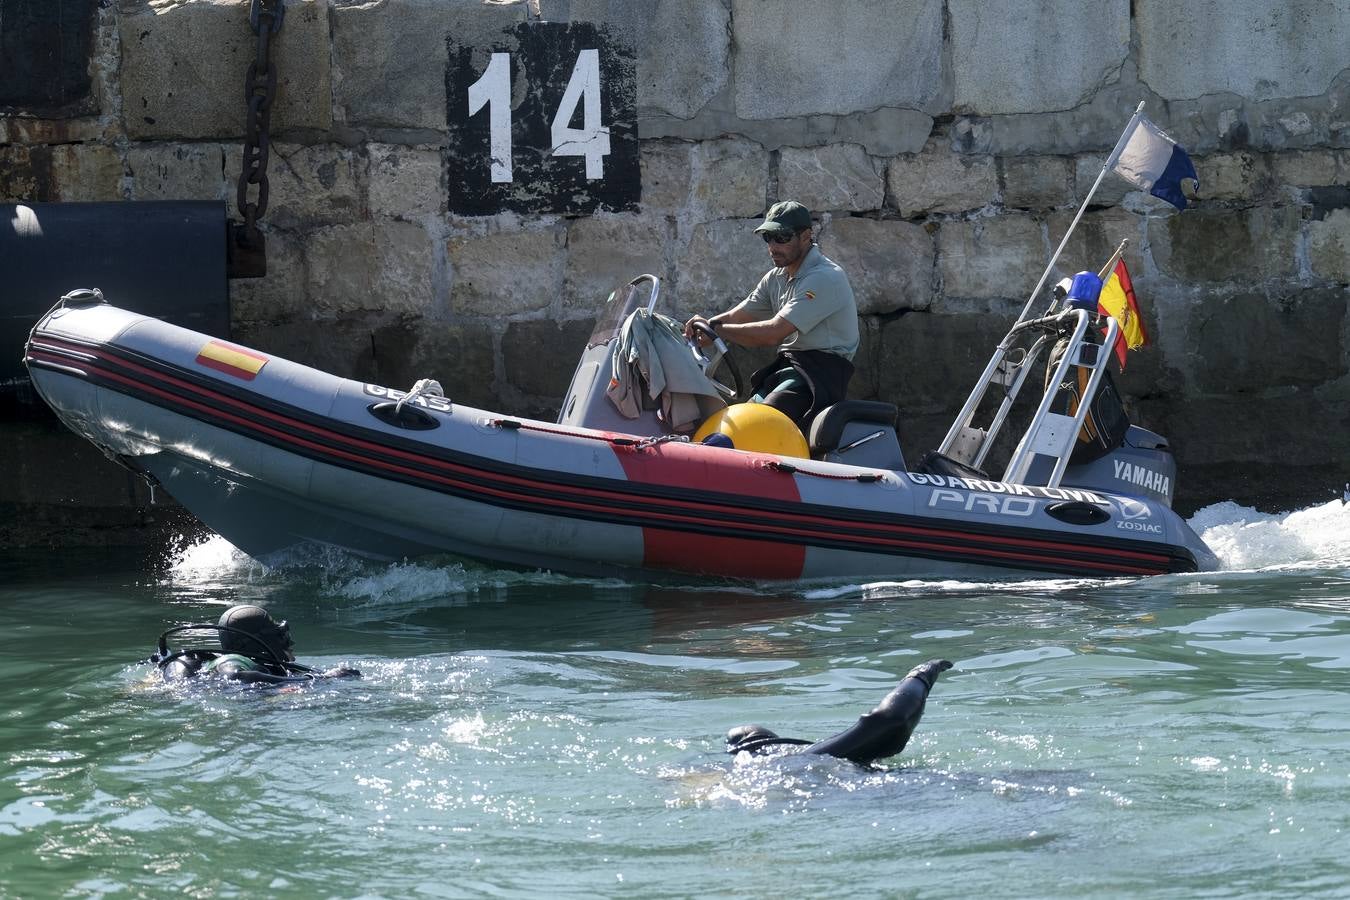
[{"left": 3, "top": 0, "right": 1348, "bottom": 540}]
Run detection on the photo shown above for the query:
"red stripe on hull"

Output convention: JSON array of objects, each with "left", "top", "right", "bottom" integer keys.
[{"left": 614, "top": 440, "right": 805, "bottom": 579}]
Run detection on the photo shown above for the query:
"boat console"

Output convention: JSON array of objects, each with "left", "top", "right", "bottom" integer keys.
[
  {"left": 558, "top": 274, "right": 905, "bottom": 464},
  {"left": 557, "top": 274, "right": 671, "bottom": 437}
]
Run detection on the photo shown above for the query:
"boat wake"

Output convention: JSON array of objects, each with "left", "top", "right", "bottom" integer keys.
[
  {"left": 1189, "top": 498, "right": 1350, "bottom": 571},
  {"left": 158, "top": 532, "right": 629, "bottom": 610},
  {"left": 157, "top": 497, "right": 1350, "bottom": 608},
  {"left": 820, "top": 497, "right": 1350, "bottom": 602}
]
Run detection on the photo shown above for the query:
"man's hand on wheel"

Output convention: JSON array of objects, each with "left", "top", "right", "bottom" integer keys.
[{"left": 684, "top": 315, "right": 714, "bottom": 344}]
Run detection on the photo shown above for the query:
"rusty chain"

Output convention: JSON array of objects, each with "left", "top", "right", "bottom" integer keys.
[{"left": 230, "top": 0, "right": 284, "bottom": 278}]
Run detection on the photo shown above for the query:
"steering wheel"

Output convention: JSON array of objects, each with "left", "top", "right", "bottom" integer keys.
[{"left": 686, "top": 321, "right": 744, "bottom": 401}]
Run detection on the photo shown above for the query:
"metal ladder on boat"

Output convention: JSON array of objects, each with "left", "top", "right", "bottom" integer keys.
[{"left": 936, "top": 307, "right": 1120, "bottom": 489}]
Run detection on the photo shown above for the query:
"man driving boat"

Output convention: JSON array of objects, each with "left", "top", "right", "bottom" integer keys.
[{"left": 684, "top": 201, "right": 859, "bottom": 431}]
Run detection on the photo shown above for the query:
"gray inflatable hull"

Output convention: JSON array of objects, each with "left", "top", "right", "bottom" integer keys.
[{"left": 26, "top": 302, "right": 1219, "bottom": 579}]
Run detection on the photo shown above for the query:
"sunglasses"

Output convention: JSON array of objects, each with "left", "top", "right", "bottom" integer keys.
[{"left": 761, "top": 231, "right": 800, "bottom": 244}]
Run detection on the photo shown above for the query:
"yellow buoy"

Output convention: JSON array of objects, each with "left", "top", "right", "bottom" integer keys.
[{"left": 693, "top": 403, "right": 809, "bottom": 459}]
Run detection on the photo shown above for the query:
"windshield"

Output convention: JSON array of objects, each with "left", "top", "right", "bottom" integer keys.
[{"left": 586, "top": 276, "right": 660, "bottom": 348}]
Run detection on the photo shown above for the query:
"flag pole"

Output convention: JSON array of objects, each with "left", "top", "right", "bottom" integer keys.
[
  {"left": 1097, "top": 237, "right": 1130, "bottom": 280},
  {"left": 1010, "top": 101, "right": 1146, "bottom": 329}
]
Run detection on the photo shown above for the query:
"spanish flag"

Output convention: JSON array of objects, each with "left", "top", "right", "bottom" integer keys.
[
  {"left": 196, "top": 340, "right": 268, "bottom": 381},
  {"left": 1097, "top": 259, "right": 1147, "bottom": 369}
]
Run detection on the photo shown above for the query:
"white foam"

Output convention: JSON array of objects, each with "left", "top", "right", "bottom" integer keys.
[
  {"left": 1190, "top": 498, "right": 1350, "bottom": 571},
  {"left": 805, "top": 577, "right": 1108, "bottom": 602},
  {"left": 162, "top": 534, "right": 262, "bottom": 583},
  {"left": 159, "top": 498, "right": 1349, "bottom": 599},
  {"left": 853, "top": 576, "right": 1115, "bottom": 600},
  {"left": 335, "top": 560, "right": 481, "bottom": 605}
]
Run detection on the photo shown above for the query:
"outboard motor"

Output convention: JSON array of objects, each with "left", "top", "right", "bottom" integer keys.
[
  {"left": 925, "top": 259, "right": 1187, "bottom": 508},
  {"left": 1044, "top": 289, "right": 1177, "bottom": 508},
  {"left": 1061, "top": 424, "right": 1177, "bottom": 507}
]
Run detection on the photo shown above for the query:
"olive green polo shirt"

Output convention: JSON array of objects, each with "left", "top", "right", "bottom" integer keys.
[{"left": 742, "top": 245, "right": 859, "bottom": 360}]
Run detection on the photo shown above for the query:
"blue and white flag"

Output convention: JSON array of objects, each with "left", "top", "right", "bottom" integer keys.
[{"left": 1110, "top": 116, "right": 1199, "bottom": 210}]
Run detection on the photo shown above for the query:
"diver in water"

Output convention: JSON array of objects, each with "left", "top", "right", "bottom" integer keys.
[
  {"left": 726, "top": 659, "right": 951, "bottom": 766},
  {"left": 153, "top": 604, "right": 361, "bottom": 686}
]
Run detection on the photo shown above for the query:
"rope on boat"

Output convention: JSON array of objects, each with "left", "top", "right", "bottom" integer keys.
[
  {"left": 763, "top": 460, "right": 885, "bottom": 483},
  {"left": 489, "top": 420, "right": 688, "bottom": 452},
  {"left": 488, "top": 418, "right": 641, "bottom": 446},
  {"left": 395, "top": 378, "right": 448, "bottom": 416},
  {"left": 488, "top": 420, "right": 884, "bottom": 481},
  {"left": 634, "top": 434, "right": 690, "bottom": 450}
]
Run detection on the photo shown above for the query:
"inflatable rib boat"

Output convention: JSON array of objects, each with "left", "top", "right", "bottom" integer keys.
[{"left": 24, "top": 277, "right": 1218, "bottom": 580}]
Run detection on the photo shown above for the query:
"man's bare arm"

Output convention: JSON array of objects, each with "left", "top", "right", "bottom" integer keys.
[
  {"left": 686, "top": 301, "right": 754, "bottom": 339},
  {"left": 714, "top": 315, "right": 797, "bottom": 348}
]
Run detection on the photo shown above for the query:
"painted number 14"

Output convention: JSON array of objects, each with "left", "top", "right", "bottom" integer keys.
[{"left": 466, "top": 49, "right": 611, "bottom": 184}]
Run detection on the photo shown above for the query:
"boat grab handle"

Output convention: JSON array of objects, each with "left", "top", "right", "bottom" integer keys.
[
  {"left": 627, "top": 273, "right": 661, "bottom": 313},
  {"left": 368, "top": 401, "right": 439, "bottom": 430}
]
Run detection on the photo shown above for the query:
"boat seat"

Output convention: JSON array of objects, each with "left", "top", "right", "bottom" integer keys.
[
  {"left": 809, "top": 400, "right": 896, "bottom": 455},
  {"left": 809, "top": 400, "right": 903, "bottom": 468}
]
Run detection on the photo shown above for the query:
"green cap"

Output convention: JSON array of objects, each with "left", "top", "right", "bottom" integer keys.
[{"left": 753, "top": 200, "right": 812, "bottom": 236}]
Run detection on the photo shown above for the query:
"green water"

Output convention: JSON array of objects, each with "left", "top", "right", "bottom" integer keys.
[{"left": 2, "top": 500, "right": 1349, "bottom": 898}]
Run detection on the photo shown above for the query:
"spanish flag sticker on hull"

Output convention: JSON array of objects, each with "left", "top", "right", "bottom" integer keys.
[{"left": 196, "top": 340, "right": 268, "bottom": 381}]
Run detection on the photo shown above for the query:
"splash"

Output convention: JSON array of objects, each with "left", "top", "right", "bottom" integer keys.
[
  {"left": 1190, "top": 498, "right": 1350, "bottom": 570},
  {"left": 157, "top": 497, "right": 1349, "bottom": 600},
  {"left": 819, "top": 499, "right": 1350, "bottom": 598},
  {"left": 854, "top": 577, "right": 1115, "bottom": 600},
  {"left": 331, "top": 558, "right": 632, "bottom": 608},
  {"left": 799, "top": 574, "right": 1126, "bottom": 603},
  {"left": 162, "top": 534, "right": 265, "bottom": 584},
  {"left": 160, "top": 534, "right": 540, "bottom": 608},
  {"left": 335, "top": 560, "right": 483, "bottom": 605}
]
